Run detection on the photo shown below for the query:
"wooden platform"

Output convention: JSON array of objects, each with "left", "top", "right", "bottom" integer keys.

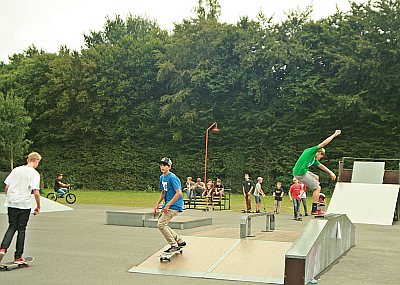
[{"left": 129, "top": 235, "right": 292, "bottom": 284}]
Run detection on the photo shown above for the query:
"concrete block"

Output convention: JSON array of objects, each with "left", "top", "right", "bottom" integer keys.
[
  {"left": 144, "top": 215, "right": 212, "bottom": 229},
  {"left": 106, "top": 209, "right": 154, "bottom": 227}
]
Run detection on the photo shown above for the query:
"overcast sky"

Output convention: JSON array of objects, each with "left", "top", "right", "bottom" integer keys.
[{"left": 0, "top": 0, "right": 367, "bottom": 63}]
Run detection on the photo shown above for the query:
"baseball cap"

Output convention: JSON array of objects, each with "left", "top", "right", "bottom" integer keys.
[
  {"left": 317, "top": 148, "right": 327, "bottom": 157},
  {"left": 159, "top": 157, "right": 172, "bottom": 166}
]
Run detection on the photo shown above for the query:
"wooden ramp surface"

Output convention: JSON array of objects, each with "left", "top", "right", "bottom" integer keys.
[{"left": 129, "top": 235, "right": 292, "bottom": 284}]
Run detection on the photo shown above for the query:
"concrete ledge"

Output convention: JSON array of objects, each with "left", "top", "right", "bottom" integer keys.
[
  {"left": 144, "top": 216, "right": 212, "bottom": 229},
  {"left": 106, "top": 209, "right": 154, "bottom": 227}
]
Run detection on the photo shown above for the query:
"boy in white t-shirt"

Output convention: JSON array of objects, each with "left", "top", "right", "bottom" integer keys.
[
  {"left": 0, "top": 152, "right": 42, "bottom": 263},
  {"left": 253, "top": 177, "right": 266, "bottom": 213},
  {"left": 299, "top": 182, "right": 309, "bottom": 216}
]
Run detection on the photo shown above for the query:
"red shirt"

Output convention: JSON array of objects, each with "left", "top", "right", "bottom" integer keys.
[{"left": 290, "top": 184, "right": 302, "bottom": 200}]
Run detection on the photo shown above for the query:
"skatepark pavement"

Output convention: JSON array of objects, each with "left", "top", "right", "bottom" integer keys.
[{"left": 0, "top": 204, "right": 399, "bottom": 285}]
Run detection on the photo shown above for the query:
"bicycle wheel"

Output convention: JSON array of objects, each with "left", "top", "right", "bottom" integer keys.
[
  {"left": 65, "top": 193, "right": 76, "bottom": 204},
  {"left": 46, "top": 192, "right": 57, "bottom": 201}
]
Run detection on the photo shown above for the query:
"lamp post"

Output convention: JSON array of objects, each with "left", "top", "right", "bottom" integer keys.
[{"left": 204, "top": 122, "right": 219, "bottom": 183}]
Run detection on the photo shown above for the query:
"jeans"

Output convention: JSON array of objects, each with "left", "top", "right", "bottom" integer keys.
[
  {"left": 157, "top": 210, "right": 183, "bottom": 247},
  {"left": 1, "top": 207, "right": 31, "bottom": 258},
  {"left": 245, "top": 193, "right": 251, "bottom": 211},
  {"left": 292, "top": 199, "right": 300, "bottom": 218},
  {"left": 56, "top": 188, "right": 66, "bottom": 196},
  {"left": 300, "top": 198, "right": 308, "bottom": 215},
  {"left": 186, "top": 189, "right": 194, "bottom": 200}
]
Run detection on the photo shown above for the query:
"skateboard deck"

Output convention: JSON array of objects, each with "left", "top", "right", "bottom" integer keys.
[
  {"left": 0, "top": 256, "right": 34, "bottom": 271},
  {"left": 314, "top": 215, "right": 325, "bottom": 218},
  {"left": 159, "top": 248, "right": 183, "bottom": 262}
]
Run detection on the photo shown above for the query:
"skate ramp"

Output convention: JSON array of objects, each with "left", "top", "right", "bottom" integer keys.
[
  {"left": 129, "top": 235, "right": 292, "bottom": 284},
  {"left": 327, "top": 182, "right": 399, "bottom": 225},
  {"left": 0, "top": 194, "right": 73, "bottom": 213}
]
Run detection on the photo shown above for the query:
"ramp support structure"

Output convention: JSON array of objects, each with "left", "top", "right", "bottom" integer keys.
[{"left": 284, "top": 214, "right": 355, "bottom": 285}]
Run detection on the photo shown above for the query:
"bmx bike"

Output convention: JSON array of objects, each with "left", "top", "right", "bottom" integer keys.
[{"left": 46, "top": 186, "right": 76, "bottom": 204}]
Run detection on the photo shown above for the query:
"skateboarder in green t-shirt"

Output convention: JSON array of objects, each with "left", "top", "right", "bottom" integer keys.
[{"left": 292, "top": 130, "right": 341, "bottom": 215}]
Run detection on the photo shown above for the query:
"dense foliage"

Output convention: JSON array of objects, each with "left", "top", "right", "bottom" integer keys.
[{"left": 0, "top": 0, "right": 399, "bottom": 193}]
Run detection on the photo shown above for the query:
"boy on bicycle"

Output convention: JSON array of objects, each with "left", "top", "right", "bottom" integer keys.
[{"left": 54, "top": 173, "right": 70, "bottom": 197}]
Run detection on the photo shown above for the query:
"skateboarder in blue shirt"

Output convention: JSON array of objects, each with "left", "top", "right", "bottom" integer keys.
[{"left": 154, "top": 157, "right": 186, "bottom": 253}]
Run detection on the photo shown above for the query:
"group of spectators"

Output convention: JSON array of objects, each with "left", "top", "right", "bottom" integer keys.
[
  {"left": 184, "top": 177, "right": 225, "bottom": 201},
  {"left": 242, "top": 174, "right": 326, "bottom": 219}
]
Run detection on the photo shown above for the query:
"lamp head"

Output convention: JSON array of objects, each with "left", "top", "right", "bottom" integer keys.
[{"left": 212, "top": 123, "right": 220, "bottom": 133}]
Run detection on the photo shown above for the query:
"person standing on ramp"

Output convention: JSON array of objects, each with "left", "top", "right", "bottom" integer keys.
[
  {"left": 154, "top": 157, "right": 186, "bottom": 252},
  {"left": 292, "top": 130, "right": 341, "bottom": 215}
]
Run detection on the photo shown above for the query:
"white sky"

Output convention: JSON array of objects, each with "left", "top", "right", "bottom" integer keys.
[{"left": 0, "top": 0, "right": 368, "bottom": 63}]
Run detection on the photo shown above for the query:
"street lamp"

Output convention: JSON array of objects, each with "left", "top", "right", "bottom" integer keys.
[{"left": 204, "top": 122, "right": 220, "bottom": 183}]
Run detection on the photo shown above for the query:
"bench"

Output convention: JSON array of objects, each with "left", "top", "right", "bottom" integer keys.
[{"left": 183, "top": 190, "right": 231, "bottom": 210}]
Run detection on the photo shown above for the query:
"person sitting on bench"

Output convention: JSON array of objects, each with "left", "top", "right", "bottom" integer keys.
[
  {"left": 212, "top": 178, "right": 225, "bottom": 201},
  {"left": 193, "top": 178, "right": 206, "bottom": 197}
]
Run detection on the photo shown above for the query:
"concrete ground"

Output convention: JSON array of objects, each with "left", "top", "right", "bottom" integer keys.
[{"left": 0, "top": 204, "right": 398, "bottom": 285}]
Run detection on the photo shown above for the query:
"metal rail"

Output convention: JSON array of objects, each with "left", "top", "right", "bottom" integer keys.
[{"left": 239, "top": 212, "right": 275, "bottom": 239}]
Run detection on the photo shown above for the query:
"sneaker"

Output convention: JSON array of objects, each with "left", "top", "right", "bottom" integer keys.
[
  {"left": 0, "top": 248, "right": 6, "bottom": 262},
  {"left": 164, "top": 246, "right": 180, "bottom": 253},
  {"left": 311, "top": 211, "right": 319, "bottom": 215},
  {"left": 317, "top": 209, "right": 326, "bottom": 215},
  {"left": 14, "top": 257, "right": 25, "bottom": 264},
  {"left": 178, "top": 241, "right": 186, "bottom": 247},
  {"left": 305, "top": 213, "right": 309, "bottom": 216}
]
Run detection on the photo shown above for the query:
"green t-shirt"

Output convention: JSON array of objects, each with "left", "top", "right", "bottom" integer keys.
[{"left": 292, "top": 145, "right": 321, "bottom": 176}]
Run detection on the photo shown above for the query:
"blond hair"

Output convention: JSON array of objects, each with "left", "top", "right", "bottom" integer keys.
[{"left": 27, "top": 152, "right": 42, "bottom": 162}]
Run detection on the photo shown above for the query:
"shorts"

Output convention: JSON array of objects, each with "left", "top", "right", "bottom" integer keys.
[
  {"left": 274, "top": 196, "right": 282, "bottom": 202},
  {"left": 254, "top": 196, "right": 261, "bottom": 203},
  {"left": 295, "top": 171, "right": 320, "bottom": 191}
]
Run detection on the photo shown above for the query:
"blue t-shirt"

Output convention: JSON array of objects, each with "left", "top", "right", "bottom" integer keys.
[{"left": 159, "top": 172, "right": 183, "bottom": 211}]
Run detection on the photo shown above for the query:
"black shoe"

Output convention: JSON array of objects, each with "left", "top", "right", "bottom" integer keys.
[
  {"left": 305, "top": 213, "right": 309, "bottom": 216},
  {"left": 178, "top": 241, "right": 186, "bottom": 247},
  {"left": 164, "top": 246, "right": 180, "bottom": 253}
]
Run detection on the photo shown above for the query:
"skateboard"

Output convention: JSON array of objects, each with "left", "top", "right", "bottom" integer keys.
[
  {"left": 0, "top": 256, "right": 34, "bottom": 271},
  {"left": 296, "top": 217, "right": 303, "bottom": 221},
  {"left": 314, "top": 215, "right": 325, "bottom": 219},
  {"left": 159, "top": 248, "right": 183, "bottom": 262}
]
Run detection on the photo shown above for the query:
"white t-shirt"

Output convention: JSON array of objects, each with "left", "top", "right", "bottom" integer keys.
[
  {"left": 299, "top": 183, "right": 307, "bottom": 199},
  {"left": 4, "top": 165, "right": 40, "bottom": 209},
  {"left": 253, "top": 183, "right": 262, "bottom": 197}
]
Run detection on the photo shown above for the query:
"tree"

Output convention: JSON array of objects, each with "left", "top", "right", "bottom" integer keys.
[{"left": 0, "top": 92, "right": 32, "bottom": 170}]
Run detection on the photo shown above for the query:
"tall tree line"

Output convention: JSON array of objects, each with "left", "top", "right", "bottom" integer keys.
[{"left": 0, "top": 0, "right": 399, "bottom": 192}]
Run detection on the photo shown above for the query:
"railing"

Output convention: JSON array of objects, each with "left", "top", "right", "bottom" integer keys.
[
  {"left": 239, "top": 212, "right": 275, "bottom": 238},
  {"left": 339, "top": 157, "right": 399, "bottom": 184}
]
